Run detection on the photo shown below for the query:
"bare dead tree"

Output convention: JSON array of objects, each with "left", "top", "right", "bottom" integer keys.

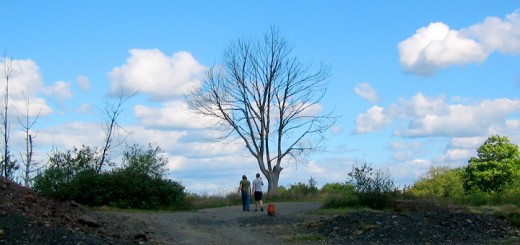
[
  {"left": 186, "top": 27, "right": 335, "bottom": 193},
  {"left": 1, "top": 51, "right": 17, "bottom": 179},
  {"left": 96, "top": 90, "right": 136, "bottom": 173},
  {"left": 17, "top": 94, "right": 43, "bottom": 187}
]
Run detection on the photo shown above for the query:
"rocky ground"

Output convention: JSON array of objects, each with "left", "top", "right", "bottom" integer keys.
[
  {"left": 1, "top": 176, "right": 520, "bottom": 244},
  {"left": 0, "top": 177, "right": 156, "bottom": 245}
]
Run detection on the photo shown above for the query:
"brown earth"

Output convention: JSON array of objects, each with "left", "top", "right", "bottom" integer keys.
[{"left": 1, "top": 176, "right": 520, "bottom": 244}]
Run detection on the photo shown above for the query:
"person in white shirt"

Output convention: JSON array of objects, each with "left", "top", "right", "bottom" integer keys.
[{"left": 252, "top": 173, "right": 264, "bottom": 211}]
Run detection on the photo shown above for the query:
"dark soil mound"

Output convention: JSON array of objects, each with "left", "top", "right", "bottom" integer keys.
[
  {"left": 0, "top": 177, "right": 153, "bottom": 245},
  {"left": 305, "top": 201, "right": 520, "bottom": 244}
]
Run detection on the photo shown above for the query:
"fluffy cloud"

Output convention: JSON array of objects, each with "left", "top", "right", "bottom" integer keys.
[
  {"left": 1, "top": 59, "right": 44, "bottom": 97},
  {"left": 109, "top": 49, "right": 207, "bottom": 101},
  {"left": 0, "top": 58, "right": 52, "bottom": 118},
  {"left": 431, "top": 136, "right": 486, "bottom": 166},
  {"left": 42, "top": 81, "right": 73, "bottom": 102},
  {"left": 463, "top": 10, "right": 520, "bottom": 54},
  {"left": 399, "top": 10, "right": 520, "bottom": 76},
  {"left": 399, "top": 22, "right": 487, "bottom": 76},
  {"left": 354, "top": 82, "right": 379, "bottom": 103},
  {"left": 37, "top": 122, "right": 105, "bottom": 150},
  {"left": 134, "top": 101, "right": 214, "bottom": 129},
  {"left": 354, "top": 105, "right": 392, "bottom": 134},
  {"left": 354, "top": 93, "right": 520, "bottom": 138},
  {"left": 395, "top": 97, "right": 520, "bottom": 137}
]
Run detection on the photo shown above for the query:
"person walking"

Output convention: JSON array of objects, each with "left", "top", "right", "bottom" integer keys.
[
  {"left": 238, "top": 175, "right": 252, "bottom": 212},
  {"left": 252, "top": 173, "right": 264, "bottom": 211}
]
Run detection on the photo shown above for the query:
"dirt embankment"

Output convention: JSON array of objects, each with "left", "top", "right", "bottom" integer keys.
[{"left": 2, "top": 176, "right": 520, "bottom": 244}]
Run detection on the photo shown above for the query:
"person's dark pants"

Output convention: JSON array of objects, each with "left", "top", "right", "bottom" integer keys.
[{"left": 241, "top": 191, "right": 250, "bottom": 211}]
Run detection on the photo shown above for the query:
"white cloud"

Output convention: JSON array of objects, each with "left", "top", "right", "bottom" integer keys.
[
  {"left": 37, "top": 122, "right": 105, "bottom": 150},
  {"left": 395, "top": 97, "right": 520, "bottom": 137},
  {"left": 109, "top": 49, "right": 207, "bottom": 101},
  {"left": 354, "top": 105, "right": 392, "bottom": 134},
  {"left": 10, "top": 97, "right": 53, "bottom": 119},
  {"left": 463, "top": 10, "right": 520, "bottom": 54},
  {"left": 354, "top": 82, "right": 379, "bottom": 103},
  {"left": 42, "top": 81, "right": 73, "bottom": 102},
  {"left": 354, "top": 93, "right": 520, "bottom": 138},
  {"left": 134, "top": 101, "right": 214, "bottom": 129},
  {"left": 448, "top": 136, "right": 486, "bottom": 149},
  {"left": 1, "top": 59, "right": 44, "bottom": 98},
  {"left": 399, "top": 93, "right": 447, "bottom": 118},
  {"left": 0, "top": 58, "right": 52, "bottom": 118},
  {"left": 429, "top": 136, "right": 485, "bottom": 167},
  {"left": 399, "top": 22, "right": 487, "bottom": 76},
  {"left": 399, "top": 10, "right": 520, "bottom": 76}
]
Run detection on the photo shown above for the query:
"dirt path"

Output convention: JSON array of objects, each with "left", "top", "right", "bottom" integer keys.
[
  {"left": 110, "top": 202, "right": 323, "bottom": 245},
  {"left": 99, "top": 201, "right": 520, "bottom": 245}
]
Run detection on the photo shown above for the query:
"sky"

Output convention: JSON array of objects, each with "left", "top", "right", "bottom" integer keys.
[{"left": 1, "top": 1, "right": 520, "bottom": 194}]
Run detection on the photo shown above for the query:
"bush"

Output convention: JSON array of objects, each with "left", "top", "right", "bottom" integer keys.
[
  {"left": 348, "top": 162, "right": 395, "bottom": 209},
  {"left": 409, "top": 166, "right": 465, "bottom": 201},
  {"left": 321, "top": 182, "right": 355, "bottom": 194},
  {"left": 34, "top": 143, "right": 187, "bottom": 210},
  {"left": 287, "top": 177, "right": 319, "bottom": 196},
  {"left": 322, "top": 193, "right": 360, "bottom": 209},
  {"left": 33, "top": 146, "right": 99, "bottom": 201},
  {"left": 108, "top": 168, "right": 186, "bottom": 209}
]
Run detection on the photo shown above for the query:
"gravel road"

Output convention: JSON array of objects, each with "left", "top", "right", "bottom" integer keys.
[
  {"left": 110, "top": 202, "right": 323, "bottom": 245},
  {"left": 101, "top": 201, "right": 520, "bottom": 245}
]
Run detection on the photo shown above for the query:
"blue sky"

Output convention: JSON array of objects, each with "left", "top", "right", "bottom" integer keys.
[{"left": 1, "top": 1, "right": 520, "bottom": 194}]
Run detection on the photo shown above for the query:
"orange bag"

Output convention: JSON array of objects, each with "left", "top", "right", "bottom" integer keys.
[{"left": 267, "top": 203, "right": 276, "bottom": 216}]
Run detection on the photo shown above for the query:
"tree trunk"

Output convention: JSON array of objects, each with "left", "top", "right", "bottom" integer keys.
[{"left": 265, "top": 168, "right": 281, "bottom": 195}]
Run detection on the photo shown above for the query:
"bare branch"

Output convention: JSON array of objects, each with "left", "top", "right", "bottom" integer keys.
[
  {"left": 186, "top": 26, "right": 336, "bottom": 193},
  {"left": 97, "top": 89, "right": 136, "bottom": 173}
]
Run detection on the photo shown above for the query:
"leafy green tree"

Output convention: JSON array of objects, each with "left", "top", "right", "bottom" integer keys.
[
  {"left": 410, "top": 166, "right": 465, "bottom": 199},
  {"left": 464, "top": 135, "right": 520, "bottom": 193}
]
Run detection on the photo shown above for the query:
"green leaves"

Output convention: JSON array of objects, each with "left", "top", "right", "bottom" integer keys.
[
  {"left": 464, "top": 135, "right": 520, "bottom": 193},
  {"left": 33, "top": 143, "right": 186, "bottom": 210},
  {"left": 347, "top": 162, "right": 395, "bottom": 209}
]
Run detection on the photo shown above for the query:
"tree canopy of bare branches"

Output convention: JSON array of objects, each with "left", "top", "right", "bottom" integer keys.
[
  {"left": 96, "top": 90, "right": 135, "bottom": 173},
  {"left": 1, "top": 51, "right": 17, "bottom": 179},
  {"left": 186, "top": 27, "right": 335, "bottom": 193}
]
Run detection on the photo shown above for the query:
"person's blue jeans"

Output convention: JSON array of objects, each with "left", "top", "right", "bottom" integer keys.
[{"left": 241, "top": 191, "right": 250, "bottom": 211}]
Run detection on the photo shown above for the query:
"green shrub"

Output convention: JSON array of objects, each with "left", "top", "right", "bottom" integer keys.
[
  {"left": 322, "top": 193, "right": 360, "bottom": 209},
  {"left": 33, "top": 146, "right": 99, "bottom": 201},
  {"left": 34, "top": 143, "right": 187, "bottom": 210},
  {"left": 321, "top": 182, "right": 355, "bottom": 194},
  {"left": 409, "top": 166, "right": 465, "bottom": 201},
  {"left": 287, "top": 177, "right": 319, "bottom": 196},
  {"left": 348, "top": 162, "right": 395, "bottom": 209}
]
